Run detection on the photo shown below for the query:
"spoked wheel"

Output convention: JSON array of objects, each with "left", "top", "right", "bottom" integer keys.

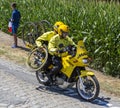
[
  {"left": 41, "top": 20, "right": 52, "bottom": 32},
  {"left": 76, "top": 75, "right": 100, "bottom": 102},
  {"left": 34, "top": 21, "right": 45, "bottom": 37},
  {"left": 26, "top": 47, "right": 48, "bottom": 71},
  {"left": 22, "top": 22, "right": 37, "bottom": 48},
  {"left": 36, "top": 70, "right": 49, "bottom": 85}
]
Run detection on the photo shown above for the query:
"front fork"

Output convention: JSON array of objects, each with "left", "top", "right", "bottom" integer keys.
[
  {"left": 78, "top": 76, "right": 87, "bottom": 93},
  {"left": 77, "top": 70, "right": 86, "bottom": 93}
]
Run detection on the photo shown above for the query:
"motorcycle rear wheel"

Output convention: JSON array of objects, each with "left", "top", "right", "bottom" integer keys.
[
  {"left": 36, "top": 70, "right": 50, "bottom": 85},
  {"left": 76, "top": 75, "right": 100, "bottom": 102}
]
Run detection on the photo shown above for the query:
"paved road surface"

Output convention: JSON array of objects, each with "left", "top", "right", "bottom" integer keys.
[{"left": 0, "top": 58, "right": 120, "bottom": 108}]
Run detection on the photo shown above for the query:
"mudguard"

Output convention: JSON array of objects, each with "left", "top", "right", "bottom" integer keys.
[{"left": 80, "top": 70, "right": 94, "bottom": 77}]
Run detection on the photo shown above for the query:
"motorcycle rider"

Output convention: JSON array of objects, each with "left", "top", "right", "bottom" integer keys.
[
  {"left": 35, "top": 21, "right": 64, "bottom": 69},
  {"left": 48, "top": 24, "right": 76, "bottom": 83}
]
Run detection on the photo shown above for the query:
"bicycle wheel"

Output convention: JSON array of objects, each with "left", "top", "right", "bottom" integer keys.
[
  {"left": 26, "top": 47, "right": 48, "bottom": 71},
  {"left": 34, "top": 21, "right": 45, "bottom": 37},
  {"left": 22, "top": 22, "right": 37, "bottom": 48},
  {"left": 41, "top": 20, "right": 52, "bottom": 32}
]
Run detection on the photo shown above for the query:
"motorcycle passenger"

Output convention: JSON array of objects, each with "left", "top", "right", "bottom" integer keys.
[
  {"left": 48, "top": 24, "right": 76, "bottom": 83},
  {"left": 35, "top": 21, "right": 64, "bottom": 69},
  {"left": 35, "top": 21, "right": 64, "bottom": 47}
]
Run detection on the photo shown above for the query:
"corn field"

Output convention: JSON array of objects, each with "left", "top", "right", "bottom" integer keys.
[{"left": 0, "top": 0, "right": 120, "bottom": 77}]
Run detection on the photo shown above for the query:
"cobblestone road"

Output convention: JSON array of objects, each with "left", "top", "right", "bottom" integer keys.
[
  {"left": 0, "top": 58, "right": 120, "bottom": 108},
  {"left": 0, "top": 70, "right": 89, "bottom": 108}
]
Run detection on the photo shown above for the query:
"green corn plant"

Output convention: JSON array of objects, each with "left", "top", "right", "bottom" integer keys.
[{"left": 0, "top": 0, "right": 119, "bottom": 77}]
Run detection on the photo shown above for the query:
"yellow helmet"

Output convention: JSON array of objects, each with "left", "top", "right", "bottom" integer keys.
[
  {"left": 54, "top": 21, "right": 64, "bottom": 32},
  {"left": 58, "top": 24, "right": 69, "bottom": 36}
]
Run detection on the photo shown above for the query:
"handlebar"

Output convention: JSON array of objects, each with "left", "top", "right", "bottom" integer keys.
[{"left": 59, "top": 45, "right": 76, "bottom": 57}]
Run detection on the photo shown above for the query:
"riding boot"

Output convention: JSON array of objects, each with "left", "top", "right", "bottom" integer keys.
[{"left": 44, "top": 72, "right": 53, "bottom": 86}]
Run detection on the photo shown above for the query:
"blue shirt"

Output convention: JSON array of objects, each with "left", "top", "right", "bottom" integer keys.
[{"left": 11, "top": 9, "right": 21, "bottom": 27}]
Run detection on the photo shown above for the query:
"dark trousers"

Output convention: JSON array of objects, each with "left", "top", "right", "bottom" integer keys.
[
  {"left": 43, "top": 54, "right": 52, "bottom": 70},
  {"left": 50, "top": 56, "right": 62, "bottom": 76}
]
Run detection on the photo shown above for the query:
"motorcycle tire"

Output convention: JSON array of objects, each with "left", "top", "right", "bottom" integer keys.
[
  {"left": 36, "top": 70, "right": 50, "bottom": 85},
  {"left": 76, "top": 75, "right": 100, "bottom": 102}
]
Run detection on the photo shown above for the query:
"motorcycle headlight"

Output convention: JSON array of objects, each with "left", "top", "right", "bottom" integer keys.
[{"left": 82, "top": 58, "right": 89, "bottom": 64}]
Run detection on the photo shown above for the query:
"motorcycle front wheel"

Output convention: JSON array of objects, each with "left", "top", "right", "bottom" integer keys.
[{"left": 76, "top": 75, "right": 100, "bottom": 102}]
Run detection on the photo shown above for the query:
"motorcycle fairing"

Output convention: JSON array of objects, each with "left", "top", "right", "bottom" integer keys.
[
  {"left": 61, "top": 55, "right": 76, "bottom": 78},
  {"left": 60, "top": 40, "right": 90, "bottom": 78},
  {"left": 75, "top": 40, "right": 89, "bottom": 66}
]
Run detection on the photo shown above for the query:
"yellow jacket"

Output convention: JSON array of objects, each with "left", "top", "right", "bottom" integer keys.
[
  {"left": 35, "top": 31, "right": 56, "bottom": 47},
  {"left": 48, "top": 34, "right": 76, "bottom": 55}
]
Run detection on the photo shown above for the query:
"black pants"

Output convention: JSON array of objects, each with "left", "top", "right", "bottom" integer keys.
[
  {"left": 50, "top": 56, "right": 62, "bottom": 76},
  {"left": 43, "top": 54, "right": 52, "bottom": 70}
]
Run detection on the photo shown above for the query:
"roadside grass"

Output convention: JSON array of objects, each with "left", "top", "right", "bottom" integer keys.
[
  {"left": 0, "top": 46, "right": 28, "bottom": 65},
  {"left": 101, "top": 82, "right": 120, "bottom": 96},
  {"left": 0, "top": 48, "right": 6, "bottom": 55},
  {"left": 96, "top": 72, "right": 120, "bottom": 97}
]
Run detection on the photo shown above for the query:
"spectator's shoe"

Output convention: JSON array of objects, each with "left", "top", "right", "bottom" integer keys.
[{"left": 11, "top": 44, "right": 18, "bottom": 48}]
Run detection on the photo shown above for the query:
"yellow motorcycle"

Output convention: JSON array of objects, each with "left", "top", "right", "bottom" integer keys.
[{"left": 27, "top": 40, "right": 100, "bottom": 101}]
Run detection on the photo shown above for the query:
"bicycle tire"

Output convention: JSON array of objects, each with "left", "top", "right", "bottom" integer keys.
[
  {"left": 22, "top": 22, "right": 37, "bottom": 47},
  {"left": 26, "top": 47, "right": 48, "bottom": 71},
  {"left": 34, "top": 21, "right": 45, "bottom": 37},
  {"left": 40, "top": 20, "right": 52, "bottom": 32}
]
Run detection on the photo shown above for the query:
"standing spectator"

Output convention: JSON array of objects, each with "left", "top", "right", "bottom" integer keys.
[{"left": 10, "top": 2, "right": 21, "bottom": 48}]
